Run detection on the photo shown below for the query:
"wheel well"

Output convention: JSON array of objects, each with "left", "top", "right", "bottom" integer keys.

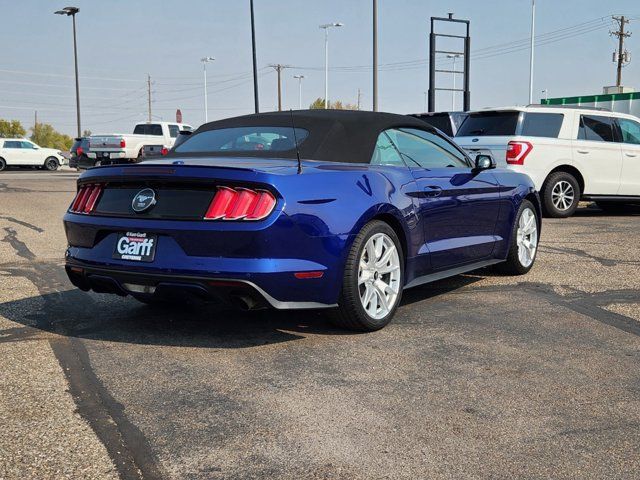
[
  {"left": 524, "top": 192, "right": 542, "bottom": 225},
  {"left": 371, "top": 213, "right": 408, "bottom": 266},
  {"left": 545, "top": 165, "right": 585, "bottom": 195}
]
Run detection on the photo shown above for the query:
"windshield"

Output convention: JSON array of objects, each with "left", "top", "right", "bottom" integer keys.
[
  {"left": 456, "top": 111, "right": 520, "bottom": 137},
  {"left": 174, "top": 126, "right": 309, "bottom": 155}
]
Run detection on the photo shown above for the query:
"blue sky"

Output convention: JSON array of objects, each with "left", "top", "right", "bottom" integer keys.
[{"left": 1, "top": 0, "right": 638, "bottom": 136}]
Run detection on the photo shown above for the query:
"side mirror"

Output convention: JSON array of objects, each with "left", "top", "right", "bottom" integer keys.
[
  {"left": 474, "top": 154, "right": 495, "bottom": 171},
  {"left": 32, "top": 146, "right": 39, "bottom": 149}
]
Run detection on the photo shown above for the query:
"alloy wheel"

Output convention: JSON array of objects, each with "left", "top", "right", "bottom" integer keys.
[
  {"left": 358, "top": 233, "right": 401, "bottom": 320},
  {"left": 551, "top": 180, "right": 574, "bottom": 211},
  {"left": 517, "top": 207, "right": 538, "bottom": 268}
]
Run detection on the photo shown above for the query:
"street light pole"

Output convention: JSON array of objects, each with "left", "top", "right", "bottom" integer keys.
[
  {"left": 319, "top": 22, "right": 343, "bottom": 109},
  {"left": 250, "top": 0, "right": 259, "bottom": 113},
  {"left": 373, "top": 0, "right": 378, "bottom": 111},
  {"left": 201, "top": 57, "right": 215, "bottom": 123},
  {"left": 529, "top": 0, "right": 536, "bottom": 104},
  {"left": 54, "top": 6, "right": 81, "bottom": 137},
  {"left": 446, "top": 54, "right": 462, "bottom": 110},
  {"left": 293, "top": 75, "right": 305, "bottom": 109}
]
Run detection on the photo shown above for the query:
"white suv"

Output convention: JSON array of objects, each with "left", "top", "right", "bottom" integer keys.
[
  {"left": 455, "top": 106, "right": 640, "bottom": 217},
  {"left": 0, "top": 138, "right": 68, "bottom": 171}
]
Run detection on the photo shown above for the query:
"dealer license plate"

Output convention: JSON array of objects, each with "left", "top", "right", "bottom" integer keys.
[{"left": 112, "top": 232, "right": 157, "bottom": 262}]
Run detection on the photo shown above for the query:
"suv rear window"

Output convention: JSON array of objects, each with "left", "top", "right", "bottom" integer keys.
[
  {"left": 413, "top": 114, "right": 453, "bottom": 136},
  {"left": 521, "top": 113, "right": 563, "bottom": 138},
  {"left": 456, "top": 112, "right": 519, "bottom": 137}
]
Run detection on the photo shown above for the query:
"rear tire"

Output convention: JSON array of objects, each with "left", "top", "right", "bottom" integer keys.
[
  {"left": 0, "top": 158, "right": 6, "bottom": 171},
  {"left": 44, "top": 157, "right": 59, "bottom": 171},
  {"left": 330, "top": 220, "right": 404, "bottom": 332},
  {"left": 497, "top": 200, "right": 539, "bottom": 275},
  {"left": 542, "top": 171, "right": 580, "bottom": 218}
]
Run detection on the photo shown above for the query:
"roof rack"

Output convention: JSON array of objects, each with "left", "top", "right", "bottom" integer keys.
[{"left": 527, "top": 104, "right": 612, "bottom": 112}]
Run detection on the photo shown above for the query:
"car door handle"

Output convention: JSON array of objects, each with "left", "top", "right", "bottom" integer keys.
[
  {"left": 576, "top": 149, "right": 590, "bottom": 154},
  {"left": 625, "top": 152, "right": 638, "bottom": 157},
  {"left": 424, "top": 186, "right": 442, "bottom": 197}
]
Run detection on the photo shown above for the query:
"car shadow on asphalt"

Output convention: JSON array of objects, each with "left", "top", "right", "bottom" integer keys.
[
  {"left": 0, "top": 273, "right": 488, "bottom": 349},
  {"left": 573, "top": 205, "right": 640, "bottom": 217}
]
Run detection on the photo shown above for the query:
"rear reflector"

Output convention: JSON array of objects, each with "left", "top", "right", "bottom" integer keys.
[
  {"left": 69, "top": 184, "right": 103, "bottom": 214},
  {"left": 506, "top": 141, "right": 533, "bottom": 165},
  {"left": 204, "top": 187, "right": 276, "bottom": 221},
  {"left": 294, "top": 271, "right": 324, "bottom": 279}
]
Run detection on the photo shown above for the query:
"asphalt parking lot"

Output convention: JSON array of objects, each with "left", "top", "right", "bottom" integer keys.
[{"left": 1, "top": 170, "right": 639, "bottom": 479}]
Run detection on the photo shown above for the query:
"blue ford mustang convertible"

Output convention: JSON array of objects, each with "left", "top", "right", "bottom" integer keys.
[{"left": 64, "top": 110, "right": 541, "bottom": 331}]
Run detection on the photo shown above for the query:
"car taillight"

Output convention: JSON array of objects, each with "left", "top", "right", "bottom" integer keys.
[
  {"left": 204, "top": 186, "right": 276, "bottom": 221},
  {"left": 161, "top": 147, "right": 168, "bottom": 155},
  {"left": 120, "top": 139, "right": 126, "bottom": 148},
  {"left": 506, "top": 141, "right": 533, "bottom": 165},
  {"left": 69, "top": 184, "right": 104, "bottom": 214},
  {"left": 76, "top": 146, "right": 83, "bottom": 155}
]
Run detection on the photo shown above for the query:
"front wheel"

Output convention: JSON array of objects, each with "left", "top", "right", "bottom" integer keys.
[
  {"left": 44, "top": 157, "right": 59, "bottom": 171},
  {"left": 0, "top": 158, "right": 6, "bottom": 171},
  {"left": 330, "top": 220, "right": 404, "bottom": 332},
  {"left": 497, "top": 200, "right": 539, "bottom": 275}
]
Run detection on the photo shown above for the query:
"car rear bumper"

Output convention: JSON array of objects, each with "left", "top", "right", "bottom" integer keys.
[{"left": 64, "top": 262, "right": 337, "bottom": 310}]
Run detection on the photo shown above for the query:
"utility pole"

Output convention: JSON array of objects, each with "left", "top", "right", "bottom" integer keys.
[
  {"left": 372, "top": 0, "right": 378, "bottom": 111},
  {"left": 34, "top": 111, "right": 38, "bottom": 140},
  {"left": 611, "top": 16, "right": 632, "bottom": 87},
  {"left": 147, "top": 74, "right": 152, "bottom": 122},
  {"left": 357, "top": 88, "right": 362, "bottom": 110},
  {"left": 269, "top": 64, "right": 290, "bottom": 111}
]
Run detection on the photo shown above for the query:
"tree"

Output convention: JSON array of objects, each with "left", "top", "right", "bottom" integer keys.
[
  {"left": 0, "top": 119, "right": 26, "bottom": 138},
  {"left": 309, "top": 98, "right": 358, "bottom": 110},
  {"left": 82, "top": 129, "right": 92, "bottom": 137},
  {"left": 30, "top": 123, "right": 73, "bottom": 151}
]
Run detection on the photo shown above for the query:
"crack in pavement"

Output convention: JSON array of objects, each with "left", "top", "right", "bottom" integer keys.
[
  {"left": 0, "top": 227, "right": 167, "bottom": 480},
  {"left": 0, "top": 216, "right": 44, "bottom": 233},
  {"left": 539, "top": 244, "right": 640, "bottom": 267}
]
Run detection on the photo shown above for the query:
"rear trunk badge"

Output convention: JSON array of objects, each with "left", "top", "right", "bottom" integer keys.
[{"left": 132, "top": 188, "right": 157, "bottom": 213}]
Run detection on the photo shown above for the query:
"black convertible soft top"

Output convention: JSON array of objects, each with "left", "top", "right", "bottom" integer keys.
[{"left": 181, "top": 109, "right": 437, "bottom": 164}]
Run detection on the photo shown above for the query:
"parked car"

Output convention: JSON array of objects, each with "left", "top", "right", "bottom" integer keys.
[
  {"left": 88, "top": 122, "right": 192, "bottom": 165},
  {"left": 455, "top": 105, "right": 640, "bottom": 217},
  {"left": 0, "top": 138, "right": 67, "bottom": 171},
  {"left": 69, "top": 137, "right": 97, "bottom": 169},
  {"left": 141, "top": 144, "right": 169, "bottom": 158},
  {"left": 410, "top": 112, "right": 468, "bottom": 137},
  {"left": 63, "top": 110, "right": 540, "bottom": 332}
]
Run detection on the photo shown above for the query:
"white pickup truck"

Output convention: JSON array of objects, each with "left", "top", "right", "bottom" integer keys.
[{"left": 88, "top": 122, "right": 192, "bottom": 164}]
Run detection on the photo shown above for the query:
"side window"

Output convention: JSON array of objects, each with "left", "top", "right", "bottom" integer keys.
[
  {"left": 21, "top": 141, "right": 35, "bottom": 149},
  {"left": 617, "top": 118, "right": 640, "bottom": 145},
  {"left": 578, "top": 115, "right": 615, "bottom": 142},
  {"left": 3, "top": 141, "right": 20, "bottom": 148},
  {"left": 370, "top": 131, "right": 405, "bottom": 166},
  {"left": 133, "top": 124, "right": 146, "bottom": 135},
  {"left": 387, "top": 129, "right": 469, "bottom": 169},
  {"left": 168, "top": 125, "right": 180, "bottom": 138},
  {"left": 521, "top": 113, "right": 564, "bottom": 138},
  {"left": 149, "top": 124, "right": 163, "bottom": 136}
]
